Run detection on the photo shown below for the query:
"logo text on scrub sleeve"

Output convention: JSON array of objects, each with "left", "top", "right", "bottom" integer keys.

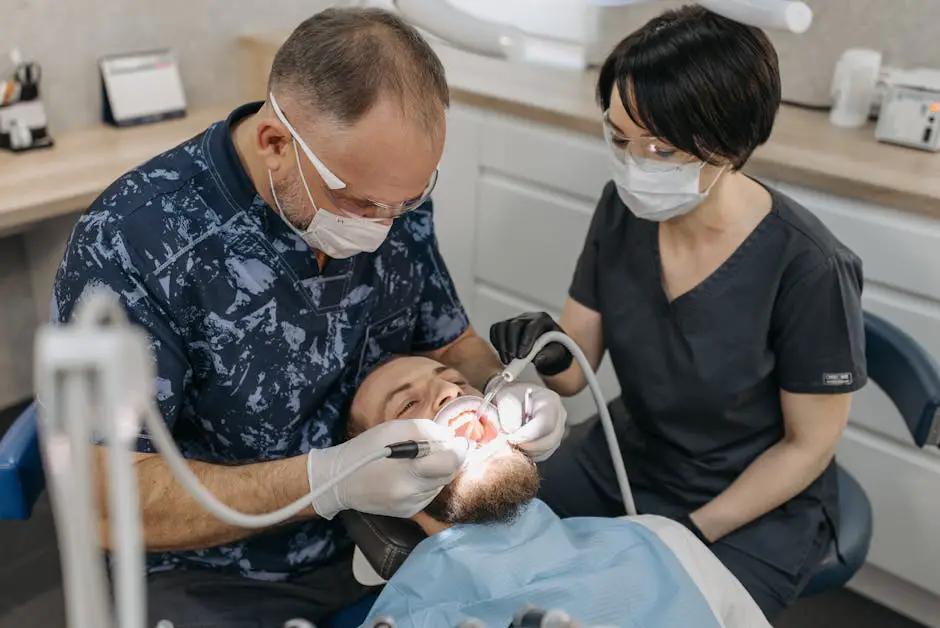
[{"left": 822, "top": 372, "right": 854, "bottom": 386}]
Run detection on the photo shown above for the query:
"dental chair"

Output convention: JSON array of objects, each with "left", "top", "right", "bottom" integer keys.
[{"left": 2, "top": 312, "right": 939, "bottom": 621}]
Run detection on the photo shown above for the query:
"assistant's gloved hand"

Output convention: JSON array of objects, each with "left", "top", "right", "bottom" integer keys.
[
  {"left": 488, "top": 382, "right": 567, "bottom": 462},
  {"left": 307, "top": 419, "right": 470, "bottom": 520},
  {"left": 489, "top": 312, "right": 573, "bottom": 376}
]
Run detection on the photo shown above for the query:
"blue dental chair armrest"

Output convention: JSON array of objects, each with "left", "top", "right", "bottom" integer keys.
[
  {"left": 803, "top": 312, "right": 940, "bottom": 596},
  {"left": 0, "top": 403, "right": 45, "bottom": 520},
  {"left": 800, "top": 466, "right": 872, "bottom": 596},
  {"left": 863, "top": 311, "right": 940, "bottom": 447}
]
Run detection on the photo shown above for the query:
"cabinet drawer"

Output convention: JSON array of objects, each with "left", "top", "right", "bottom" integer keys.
[
  {"left": 472, "top": 285, "right": 621, "bottom": 425},
  {"left": 475, "top": 174, "right": 594, "bottom": 309},
  {"left": 839, "top": 427, "right": 940, "bottom": 597},
  {"left": 772, "top": 182, "right": 940, "bottom": 302},
  {"left": 480, "top": 112, "right": 610, "bottom": 201}
]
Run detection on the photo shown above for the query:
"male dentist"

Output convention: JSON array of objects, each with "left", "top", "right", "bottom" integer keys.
[{"left": 50, "top": 8, "right": 565, "bottom": 628}]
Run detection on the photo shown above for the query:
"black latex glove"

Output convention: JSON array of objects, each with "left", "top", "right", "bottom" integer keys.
[{"left": 489, "top": 312, "right": 573, "bottom": 377}]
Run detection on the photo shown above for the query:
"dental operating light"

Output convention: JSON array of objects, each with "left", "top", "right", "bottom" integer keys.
[{"left": 392, "top": 0, "right": 812, "bottom": 63}]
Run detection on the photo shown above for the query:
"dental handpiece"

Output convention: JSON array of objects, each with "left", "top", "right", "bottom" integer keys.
[{"left": 385, "top": 439, "right": 456, "bottom": 459}]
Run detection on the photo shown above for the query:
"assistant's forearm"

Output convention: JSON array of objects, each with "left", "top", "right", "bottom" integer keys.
[
  {"left": 692, "top": 441, "right": 834, "bottom": 542},
  {"left": 543, "top": 362, "right": 589, "bottom": 397},
  {"left": 101, "top": 452, "right": 312, "bottom": 552}
]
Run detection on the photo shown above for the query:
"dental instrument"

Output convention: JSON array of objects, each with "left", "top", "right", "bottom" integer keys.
[
  {"left": 521, "top": 387, "right": 534, "bottom": 426},
  {"left": 474, "top": 377, "right": 505, "bottom": 422},
  {"left": 488, "top": 331, "right": 637, "bottom": 517}
]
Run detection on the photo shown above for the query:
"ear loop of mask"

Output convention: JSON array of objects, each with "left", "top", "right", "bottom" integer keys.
[
  {"left": 293, "top": 139, "right": 322, "bottom": 220},
  {"left": 267, "top": 169, "right": 292, "bottom": 225},
  {"left": 268, "top": 160, "right": 315, "bottom": 240}
]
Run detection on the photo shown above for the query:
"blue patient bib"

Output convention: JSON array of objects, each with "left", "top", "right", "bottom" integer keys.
[{"left": 363, "top": 499, "right": 721, "bottom": 627}]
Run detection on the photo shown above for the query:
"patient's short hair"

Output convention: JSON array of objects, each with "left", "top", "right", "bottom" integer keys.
[{"left": 338, "top": 354, "right": 409, "bottom": 443}]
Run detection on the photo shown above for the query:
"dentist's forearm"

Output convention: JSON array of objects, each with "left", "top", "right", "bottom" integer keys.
[
  {"left": 425, "top": 327, "right": 503, "bottom": 391},
  {"left": 94, "top": 447, "right": 314, "bottom": 552}
]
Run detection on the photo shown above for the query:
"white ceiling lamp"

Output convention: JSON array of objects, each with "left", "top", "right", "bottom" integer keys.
[{"left": 393, "top": 0, "right": 813, "bottom": 70}]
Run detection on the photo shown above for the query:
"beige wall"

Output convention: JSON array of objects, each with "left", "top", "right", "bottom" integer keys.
[
  {"left": 2, "top": 0, "right": 344, "bottom": 134},
  {"left": 8, "top": 0, "right": 938, "bottom": 134},
  {"left": 770, "top": 0, "right": 940, "bottom": 106},
  {"left": 0, "top": 0, "right": 348, "bottom": 408}
]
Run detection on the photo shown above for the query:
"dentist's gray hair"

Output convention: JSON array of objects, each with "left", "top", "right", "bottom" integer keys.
[{"left": 268, "top": 7, "right": 449, "bottom": 133}]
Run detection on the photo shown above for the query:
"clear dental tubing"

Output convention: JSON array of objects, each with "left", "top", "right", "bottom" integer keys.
[{"left": 496, "top": 331, "right": 638, "bottom": 516}]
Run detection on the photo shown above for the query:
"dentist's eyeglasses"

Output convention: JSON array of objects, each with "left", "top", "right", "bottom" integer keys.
[
  {"left": 322, "top": 169, "right": 439, "bottom": 220},
  {"left": 271, "top": 91, "right": 439, "bottom": 220}
]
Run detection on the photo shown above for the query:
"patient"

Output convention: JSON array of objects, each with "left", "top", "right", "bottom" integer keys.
[{"left": 349, "top": 356, "right": 771, "bottom": 627}]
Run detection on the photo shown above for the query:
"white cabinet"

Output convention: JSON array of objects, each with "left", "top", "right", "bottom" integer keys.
[{"left": 435, "top": 103, "right": 940, "bottom": 609}]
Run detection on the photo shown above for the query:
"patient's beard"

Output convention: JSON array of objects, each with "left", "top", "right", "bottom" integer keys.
[{"left": 423, "top": 446, "right": 540, "bottom": 525}]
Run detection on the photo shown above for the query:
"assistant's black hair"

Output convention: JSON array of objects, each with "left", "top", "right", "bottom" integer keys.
[{"left": 597, "top": 4, "right": 781, "bottom": 170}]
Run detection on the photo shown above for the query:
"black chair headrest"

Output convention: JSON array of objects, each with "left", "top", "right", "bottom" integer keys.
[{"left": 339, "top": 510, "right": 427, "bottom": 581}]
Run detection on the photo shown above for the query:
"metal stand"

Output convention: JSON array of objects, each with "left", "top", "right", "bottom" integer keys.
[{"left": 35, "top": 293, "right": 155, "bottom": 628}]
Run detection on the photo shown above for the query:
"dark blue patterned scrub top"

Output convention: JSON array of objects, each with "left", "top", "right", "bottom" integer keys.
[{"left": 50, "top": 102, "right": 471, "bottom": 581}]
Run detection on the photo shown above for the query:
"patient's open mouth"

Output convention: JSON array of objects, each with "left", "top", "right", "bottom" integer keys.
[
  {"left": 446, "top": 409, "right": 500, "bottom": 445},
  {"left": 434, "top": 396, "right": 501, "bottom": 447}
]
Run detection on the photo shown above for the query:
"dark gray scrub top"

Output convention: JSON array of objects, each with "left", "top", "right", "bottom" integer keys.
[{"left": 569, "top": 181, "right": 867, "bottom": 577}]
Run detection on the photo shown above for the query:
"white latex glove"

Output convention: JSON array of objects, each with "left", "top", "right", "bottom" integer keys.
[
  {"left": 490, "top": 382, "right": 567, "bottom": 462},
  {"left": 307, "top": 419, "right": 470, "bottom": 520}
]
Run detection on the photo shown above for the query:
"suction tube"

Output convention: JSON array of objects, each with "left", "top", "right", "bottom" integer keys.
[{"left": 500, "top": 331, "right": 637, "bottom": 516}]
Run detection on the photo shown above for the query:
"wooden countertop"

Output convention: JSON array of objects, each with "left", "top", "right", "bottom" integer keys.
[
  {"left": 241, "top": 31, "right": 940, "bottom": 218},
  {"left": 0, "top": 107, "right": 233, "bottom": 234}
]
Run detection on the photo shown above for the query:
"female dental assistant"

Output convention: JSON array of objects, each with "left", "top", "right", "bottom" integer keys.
[{"left": 489, "top": 6, "right": 866, "bottom": 619}]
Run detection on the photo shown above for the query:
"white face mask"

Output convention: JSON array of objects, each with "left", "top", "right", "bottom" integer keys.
[
  {"left": 610, "top": 151, "right": 722, "bottom": 222},
  {"left": 268, "top": 145, "right": 391, "bottom": 259}
]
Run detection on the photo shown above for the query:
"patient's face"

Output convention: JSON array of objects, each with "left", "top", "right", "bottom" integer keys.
[
  {"left": 350, "top": 356, "right": 540, "bottom": 525},
  {"left": 351, "top": 356, "right": 479, "bottom": 426}
]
